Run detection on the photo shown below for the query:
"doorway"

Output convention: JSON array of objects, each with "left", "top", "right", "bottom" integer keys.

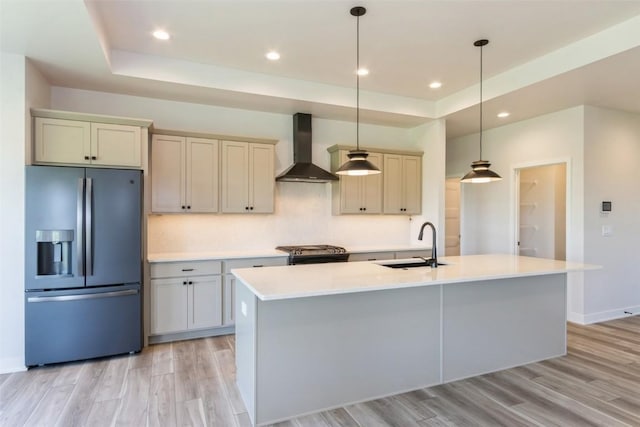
[
  {"left": 516, "top": 163, "right": 566, "bottom": 260},
  {"left": 444, "top": 177, "right": 461, "bottom": 256}
]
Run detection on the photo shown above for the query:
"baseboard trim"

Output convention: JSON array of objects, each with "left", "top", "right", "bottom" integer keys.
[
  {"left": 568, "top": 305, "right": 640, "bottom": 325},
  {"left": 0, "top": 358, "right": 27, "bottom": 374}
]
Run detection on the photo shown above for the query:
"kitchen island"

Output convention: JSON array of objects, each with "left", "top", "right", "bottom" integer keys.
[{"left": 232, "top": 254, "right": 596, "bottom": 426}]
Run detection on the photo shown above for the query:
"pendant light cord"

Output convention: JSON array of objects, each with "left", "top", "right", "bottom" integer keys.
[
  {"left": 479, "top": 42, "right": 483, "bottom": 161},
  {"left": 356, "top": 12, "right": 360, "bottom": 151}
]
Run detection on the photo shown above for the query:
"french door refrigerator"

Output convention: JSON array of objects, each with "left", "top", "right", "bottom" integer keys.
[{"left": 25, "top": 165, "right": 142, "bottom": 366}]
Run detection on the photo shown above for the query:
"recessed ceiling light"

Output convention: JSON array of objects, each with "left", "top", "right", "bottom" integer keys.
[
  {"left": 497, "top": 112, "right": 510, "bottom": 118},
  {"left": 266, "top": 51, "right": 280, "bottom": 61},
  {"left": 152, "top": 30, "right": 170, "bottom": 40},
  {"left": 429, "top": 81, "right": 442, "bottom": 89},
  {"left": 356, "top": 68, "right": 369, "bottom": 76}
]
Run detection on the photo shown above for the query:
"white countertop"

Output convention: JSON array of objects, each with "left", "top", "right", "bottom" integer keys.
[
  {"left": 232, "top": 254, "right": 599, "bottom": 301},
  {"left": 147, "top": 250, "right": 288, "bottom": 263}
]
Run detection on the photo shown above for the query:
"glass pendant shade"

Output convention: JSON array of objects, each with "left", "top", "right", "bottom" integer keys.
[
  {"left": 461, "top": 39, "right": 502, "bottom": 184},
  {"left": 336, "top": 150, "right": 381, "bottom": 176},
  {"left": 336, "top": 6, "right": 381, "bottom": 177}
]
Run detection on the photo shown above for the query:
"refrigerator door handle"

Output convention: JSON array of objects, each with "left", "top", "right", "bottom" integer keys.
[
  {"left": 85, "top": 177, "right": 93, "bottom": 276},
  {"left": 77, "top": 178, "right": 85, "bottom": 276},
  {"left": 27, "top": 289, "right": 139, "bottom": 303}
]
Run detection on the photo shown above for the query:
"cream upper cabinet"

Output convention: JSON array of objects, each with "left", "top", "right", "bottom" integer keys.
[
  {"left": 34, "top": 117, "right": 142, "bottom": 168},
  {"left": 151, "top": 135, "right": 219, "bottom": 213},
  {"left": 383, "top": 154, "right": 422, "bottom": 215},
  {"left": 221, "top": 141, "right": 275, "bottom": 213},
  {"left": 330, "top": 149, "right": 382, "bottom": 214}
]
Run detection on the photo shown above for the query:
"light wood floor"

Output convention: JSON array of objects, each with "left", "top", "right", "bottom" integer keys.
[{"left": 1, "top": 315, "right": 639, "bottom": 427}]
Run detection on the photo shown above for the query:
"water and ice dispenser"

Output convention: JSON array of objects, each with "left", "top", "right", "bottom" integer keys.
[{"left": 36, "top": 230, "right": 74, "bottom": 276}]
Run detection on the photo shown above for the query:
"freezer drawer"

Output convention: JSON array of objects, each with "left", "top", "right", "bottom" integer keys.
[{"left": 25, "top": 284, "right": 142, "bottom": 366}]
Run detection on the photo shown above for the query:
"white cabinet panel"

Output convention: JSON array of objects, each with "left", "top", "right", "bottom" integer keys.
[
  {"left": 34, "top": 117, "right": 142, "bottom": 168},
  {"left": 221, "top": 141, "right": 274, "bottom": 213},
  {"left": 190, "top": 275, "right": 223, "bottom": 330},
  {"left": 151, "top": 135, "right": 219, "bottom": 213},
  {"left": 150, "top": 278, "right": 188, "bottom": 335}
]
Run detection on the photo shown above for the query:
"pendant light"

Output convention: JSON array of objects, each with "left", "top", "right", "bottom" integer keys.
[
  {"left": 336, "top": 6, "right": 381, "bottom": 177},
  {"left": 461, "top": 39, "right": 502, "bottom": 184}
]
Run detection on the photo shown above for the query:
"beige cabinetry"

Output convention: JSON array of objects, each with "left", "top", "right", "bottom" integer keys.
[
  {"left": 329, "top": 149, "right": 383, "bottom": 215},
  {"left": 33, "top": 113, "right": 147, "bottom": 168},
  {"left": 383, "top": 154, "right": 422, "bottom": 215},
  {"left": 221, "top": 141, "right": 275, "bottom": 213},
  {"left": 151, "top": 134, "right": 219, "bottom": 213},
  {"left": 149, "top": 261, "right": 223, "bottom": 335},
  {"left": 222, "top": 256, "right": 287, "bottom": 326}
]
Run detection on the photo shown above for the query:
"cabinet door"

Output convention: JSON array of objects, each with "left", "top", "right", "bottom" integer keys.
[
  {"left": 249, "top": 143, "right": 275, "bottom": 213},
  {"left": 189, "top": 275, "right": 223, "bottom": 330},
  {"left": 90, "top": 123, "right": 142, "bottom": 167},
  {"left": 186, "top": 137, "right": 219, "bottom": 213},
  {"left": 221, "top": 141, "right": 249, "bottom": 213},
  {"left": 338, "top": 151, "right": 364, "bottom": 214},
  {"left": 151, "top": 135, "right": 186, "bottom": 213},
  {"left": 150, "top": 278, "right": 188, "bottom": 335},
  {"left": 223, "top": 274, "right": 235, "bottom": 326},
  {"left": 362, "top": 152, "right": 383, "bottom": 213},
  {"left": 34, "top": 118, "right": 91, "bottom": 165},
  {"left": 403, "top": 155, "right": 422, "bottom": 214},
  {"left": 383, "top": 154, "right": 403, "bottom": 214}
]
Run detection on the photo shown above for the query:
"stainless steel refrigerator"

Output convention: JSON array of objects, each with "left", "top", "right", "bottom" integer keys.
[{"left": 25, "top": 165, "right": 142, "bottom": 366}]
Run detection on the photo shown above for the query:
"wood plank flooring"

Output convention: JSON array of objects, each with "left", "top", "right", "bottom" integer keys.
[{"left": 1, "top": 315, "right": 639, "bottom": 426}]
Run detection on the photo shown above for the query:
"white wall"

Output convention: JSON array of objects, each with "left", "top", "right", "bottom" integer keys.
[
  {"left": 582, "top": 106, "right": 640, "bottom": 322},
  {"left": 447, "top": 106, "right": 586, "bottom": 321},
  {"left": 52, "top": 87, "right": 442, "bottom": 252},
  {"left": 0, "top": 55, "right": 51, "bottom": 373}
]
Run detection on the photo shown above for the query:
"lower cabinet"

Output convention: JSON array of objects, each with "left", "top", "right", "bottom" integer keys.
[
  {"left": 149, "top": 256, "right": 287, "bottom": 340},
  {"left": 150, "top": 275, "right": 222, "bottom": 334},
  {"left": 149, "top": 260, "right": 223, "bottom": 336}
]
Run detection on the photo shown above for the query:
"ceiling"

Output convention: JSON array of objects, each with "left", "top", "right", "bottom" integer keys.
[{"left": 2, "top": 0, "right": 640, "bottom": 138}]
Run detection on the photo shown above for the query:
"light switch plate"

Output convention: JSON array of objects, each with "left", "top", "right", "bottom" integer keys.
[{"left": 602, "top": 225, "right": 613, "bottom": 237}]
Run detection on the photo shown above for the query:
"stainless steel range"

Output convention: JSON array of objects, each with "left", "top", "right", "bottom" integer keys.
[{"left": 276, "top": 245, "right": 349, "bottom": 265}]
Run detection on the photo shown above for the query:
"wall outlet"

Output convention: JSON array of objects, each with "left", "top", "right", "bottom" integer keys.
[{"left": 241, "top": 301, "right": 247, "bottom": 317}]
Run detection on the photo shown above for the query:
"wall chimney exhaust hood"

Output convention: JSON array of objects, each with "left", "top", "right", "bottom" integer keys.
[{"left": 276, "top": 113, "right": 339, "bottom": 183}]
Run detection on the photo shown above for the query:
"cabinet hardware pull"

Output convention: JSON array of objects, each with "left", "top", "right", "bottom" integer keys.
[
  {"left": 187, "top": 206, "right": 191, "bottom": 209},
  {"left": 250, "top": 206, "right": 254, "bottom": 210},
  {"left": 182, "top": 206, "right": 186, "bottom": 209},
  {"left": 253, "top": 265, "right": 264, "bottom": 268},
  {"left": 245, "top": 206, "right": 249, "bottom": 210},
  {"left": 181, "top": 268, "right": 194, "bottom": 271},
  {"left": 84, "top": 156, "right": 90, "bottom": 160},
  {"left": 91, "top": 156, "right": 97, "bottom": 160},
  {"left": 188, "top": 281, "right": 193, "bottom": 285},
  {"left": 183, "top": 281, "right": 187, "bottom": 285}
]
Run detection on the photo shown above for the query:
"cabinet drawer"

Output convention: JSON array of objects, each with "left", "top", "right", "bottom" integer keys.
[
  {"left": 150, "top": 260, "right": 222, "bottom": 278},
  {"left": 223, "top": 257, "right": 287, "bottom": 274},
  {"left": 348, "top": 251, "right": 396, "bottom": 262}
]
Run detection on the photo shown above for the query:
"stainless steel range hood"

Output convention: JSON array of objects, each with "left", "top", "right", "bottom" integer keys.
[{"left": 276, "top": 113, "right": 338, "bottom": 183}]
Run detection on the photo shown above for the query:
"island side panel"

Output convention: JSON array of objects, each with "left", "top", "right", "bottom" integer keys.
[
  {"left": 235, "top": 280, "right": 258, "bottom": 425},
  {"left": 254, "top": 285, "right": 442, "bottom": 425},
  {"left": 442, "top": 274, "right": 567, "bottom": 383}
]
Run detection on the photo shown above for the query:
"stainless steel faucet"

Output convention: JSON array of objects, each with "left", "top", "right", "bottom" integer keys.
[{"left": 418, "top": 222, "right": 438, "bottom": 268}]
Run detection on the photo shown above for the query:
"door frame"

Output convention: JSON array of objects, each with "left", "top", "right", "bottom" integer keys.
[
  {"left": 511, "top": 158, "right": 572, "bottom": 257},
  {"left": 445, "top": 174, "right": 464, "bottom": 255}
]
